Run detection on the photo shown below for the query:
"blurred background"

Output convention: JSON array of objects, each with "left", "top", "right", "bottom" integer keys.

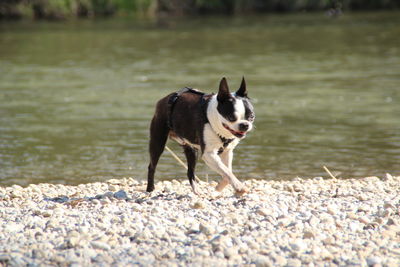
[{"left": 0, "top": 0, "right": 399, "bottom": 186}]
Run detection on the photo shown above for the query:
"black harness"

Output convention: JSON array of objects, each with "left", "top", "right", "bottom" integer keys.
[
  {"left": 167, "top": 88, "right": 234, "bottom": 154},
  {"left": 217, "top": 136, "right": 234, "bottom": 155}
]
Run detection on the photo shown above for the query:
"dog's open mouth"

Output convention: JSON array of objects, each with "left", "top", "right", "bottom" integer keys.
[{"left": 223, "top": 123, "right": 246, "bottom": 138}]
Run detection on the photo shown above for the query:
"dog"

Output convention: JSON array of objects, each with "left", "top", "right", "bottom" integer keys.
[{"left": 146, "top": 77, "right": 255, "bottom": 195}]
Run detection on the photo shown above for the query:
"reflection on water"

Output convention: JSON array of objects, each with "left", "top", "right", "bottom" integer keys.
[{"left": 0, "top": 12, "right": 399, "bottom": 186}]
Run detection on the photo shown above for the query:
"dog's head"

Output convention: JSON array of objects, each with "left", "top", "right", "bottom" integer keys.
[{"left": 215, "top": 77, "right": 255, "bottom": 138}]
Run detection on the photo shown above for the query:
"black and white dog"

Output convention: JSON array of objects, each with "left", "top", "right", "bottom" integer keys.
[{"left": 146, "top": 77, "right": 255, "bottom": 195}]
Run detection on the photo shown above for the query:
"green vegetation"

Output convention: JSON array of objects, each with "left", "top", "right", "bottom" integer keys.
[
  {"left": 0, "top": 0, "right": 399, "bottom": 20},
  {"left": 0, "top": 0, "right": 154, "bottom": 20}
]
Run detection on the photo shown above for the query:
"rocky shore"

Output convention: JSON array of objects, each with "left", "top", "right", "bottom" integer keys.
[{"left": 1, "top": 174, "right": 399, "bottom": 266}]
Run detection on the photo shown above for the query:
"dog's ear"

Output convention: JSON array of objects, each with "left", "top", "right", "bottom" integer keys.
[
  {"left": 217, "top": 77, "right": 231, "bottom": 102},
  {"left": 236, "top": 77, "right": 247, "bottom": 98}
]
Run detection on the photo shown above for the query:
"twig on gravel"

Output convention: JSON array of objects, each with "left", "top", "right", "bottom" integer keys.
[
  {"left": 323, "top": 165, "right": 337, "bottom": 180},
  {"left": 165, "top": 146, "right": 203, "bottom": 182}
]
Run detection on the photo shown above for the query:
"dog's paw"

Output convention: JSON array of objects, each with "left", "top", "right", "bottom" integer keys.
[
  {"left": 234, "top": 186, "right": 249, "bottom": 197},
  {"left": 146, "top": 185, "right": 155, "bottom": 192},
  {"left": 191, "top": 182, "right": 201, "bottom": 196},
  {"left": 215, "top": 179, "right": 229, "bottom": 192}
]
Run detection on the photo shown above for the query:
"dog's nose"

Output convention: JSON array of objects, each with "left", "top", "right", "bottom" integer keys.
[{"left": 238, "top": 122, "right": 249, "bottom": 132}]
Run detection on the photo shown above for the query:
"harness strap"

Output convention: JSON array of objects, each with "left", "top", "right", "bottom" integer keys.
[
  {"left": 167, "top": 87, "right": 205, "bottom": 129},
  {"left": 218, "top": 136, "right": 234, "bottom": 155}
]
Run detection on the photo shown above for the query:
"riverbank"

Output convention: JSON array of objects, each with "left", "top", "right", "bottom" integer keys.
[
  {"left": 1, "top": 175, "right": 399, "bottom": 266},
  {"left": 1, "top": 0, "right": 399, "bottom": 20}
]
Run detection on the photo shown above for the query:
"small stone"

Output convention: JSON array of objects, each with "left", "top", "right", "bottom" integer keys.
[
  {"left": 91, "top": 241, "right": 111, "bottom": 251},
  {"left": 107, "top": 179, "right": 122, "bottom": 185},
  {"left": 191, "top": 201, "right": 205, "bottom": 209},
  {"left": 271, "top": 184, "right": 283, "bottom": 190},
  {"left": 377, "top": 209, "right": 391, "bottom": 218},
  {"left": 10, "top": 254, "right": 25, "bottom": 266},
  {"left": 274, "top": 255, "right": 287, "bottom": 266},
  {"left": 321, "top": 249, "right": 334, "bottom": 260},
  {"left": 364, "top": 222, "right": 379, "bottom": 230},
  {"left": 108, "top": 185, "right": 118, "bottom": 191},
  {"left": 0, "top": 254, "right": 10, "bottom": 263},
  {"left": 303, "top": 230, "right": 315, "bottom": 239},
  {"left": 248, "top": 240, "right": 260, "bottom": 250},
  {"left": 5, "top": 223, "right": 24, "bottom": 233},
  {"left": 42, "top": 211, "right": 53, "bottom": 217},
  {"left": 309, "top": 215, "right": 320, "bottom": 227},
  {"left": 349, "top": 222, "right": 360, "bottom": 231},
  {"left": 10, "top": 190, "right": 22, "bottom": 198},
  {"left": 327, "top": 204, "right": 338, "bottom": 215},
  {"left": 357, "top": 204, "right": 369, "bottom": 212},
  {"left": 292, "top": 184, "right": 303, "bottom": 192},
  {"left": 322, "top": 236, "right": 335, "bottom": 245},
  {"left": 215, "top": 251, "right": 225, "bottom": 259},
  {"left": 284, "top": 184, "right": 294, "bottom": 192},
  {"left": 223, "top": 247, "right": 237, "bottom": 259},
  {"left": 289, "top": 239, "right": 307, "bottom": 252},
  {"left": 199, "top": 223, "right": 214, "bottom": 236},
  {"left": 386, "top": 218, "right": 396, "bottom": 225},
  {"left": 256, "top": 208, "right": 272, "bottom": 217},
  {"left": 384, "top": 202, "right": 395, "bottom": 210},
  {"left": 68, "top": 237, "right": 80, "bottom": 247},
  {"left": 358, "top": 216, "right": 370, "bottom": 224},
  {"left": 82, "top": 248, "right": 97, "bottom": 259},
  {"left": 194, "top": 248, "right": 209, "bottom": 257},
  {"left": 238, "top": 243, "right": 248, "bottom": 254},
  {"left": 254, "top": 254, "right": 273, "bottom": 267},
  {"left": 366, "top": 256, "right": 381, "bottom": 266},
  {"left": 185, "top": 222, "right": 200, "bottom": 234},
  {"left": 47, "top": 196, "right": 70, "bottom": 203},
  {"left": 347, "top": 212, "right": 357, "bottom": 220},
  {"left": 286, "top": 258, "right": 302, "bottom": 267},
  {"left": 113, "top": 190, "right": 128, "bottom": 200},
  {"left": 131, "top": 203, "right": 142, "bottom": 212}
]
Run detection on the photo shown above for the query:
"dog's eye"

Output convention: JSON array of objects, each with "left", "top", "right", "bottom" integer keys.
[{"left": 227, "top": 115, "right": 237, "bottom": 122}]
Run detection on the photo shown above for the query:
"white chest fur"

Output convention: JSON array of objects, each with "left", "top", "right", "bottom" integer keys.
[{"left": 203, "top": 124, "right": 239, "bottom": 153}]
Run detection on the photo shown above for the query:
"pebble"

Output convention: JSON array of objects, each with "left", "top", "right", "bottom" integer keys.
[
  {"left": 366, "top": 256, "right": 382, "bottom": 266},
  {"left": 303, "top": 230, "right": 315, "bottom": 239},
  {"left": 113, "top": 190, "right": 128, "bottom": 200},
  {"left": 91, "top": 241, "right": 111, "bottom": 251},
  {"left": 223, "top": 247, "right": 237, "bottom": 259},
  {"left": 199, "top": 223, "right": 214, "bottom": 236},
  {"left": 0, "top": 176, "right": 399, "bottom": 266},
  {"left": 286, "top": 258, "right": 302, "bottom": 267},
  {"left": 254, "top": 254, "right": 273, "bottom": 267},
  {"left": 256, "top": 208, "right": 272, "bottom": 217},
  {"left": 192, "top": 201, "right": 205, "bottom": 209},
  {"left": 358, "top": 216, "right": 370, "bottom": 224},
  {"left": 290, "top": 239, "right": 308, "bottom": 252}
]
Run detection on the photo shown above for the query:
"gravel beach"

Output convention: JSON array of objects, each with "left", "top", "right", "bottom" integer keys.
[{"left": 1, "top": 174, "right": 399, "bottom": 266}]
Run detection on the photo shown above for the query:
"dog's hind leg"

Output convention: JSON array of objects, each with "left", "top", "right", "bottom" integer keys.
[
  {"left": 183, "top": 145, "right": 199, "bottom": 194},
  {"left": 146, "top": 116, "right": 169, "bottom": 192}
]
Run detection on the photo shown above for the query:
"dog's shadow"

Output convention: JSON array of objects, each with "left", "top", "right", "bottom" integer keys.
[
  {"left": 43, "top": 183, "right": 248, "bottom": 207},
  {"left": 43, "top": 188, "right": 196, "bottom": 207}
]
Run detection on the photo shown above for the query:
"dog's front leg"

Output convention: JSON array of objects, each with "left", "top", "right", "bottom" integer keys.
[
  {"left": 202, "top": 151, "right": 247, "bottom": 194},
  {"left": 215, "top": 149, "right": 232, "bottom": 192}
]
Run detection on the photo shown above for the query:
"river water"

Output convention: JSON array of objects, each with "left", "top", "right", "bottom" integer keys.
[{"left": 1, "top": 12, "right": 399, "bottom": 186}]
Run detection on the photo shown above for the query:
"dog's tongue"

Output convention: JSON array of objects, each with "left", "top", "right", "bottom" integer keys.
[
  {"left": 232, "top": 129, "right": 245, "bottom": 138},
  {"left": 223, "top": 123, "right": 246, "bottom": 138}
]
